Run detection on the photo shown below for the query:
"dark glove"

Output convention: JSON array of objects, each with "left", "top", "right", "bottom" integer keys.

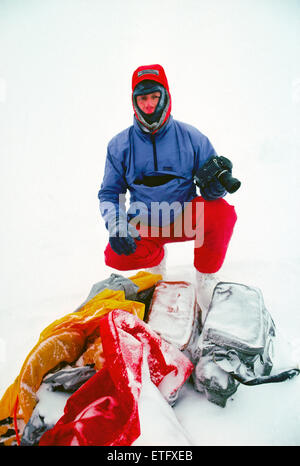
[
  {"left": 195, "top": 155, "right": 240, "bottom": 194},
  {"left": 109, "top": 220, "right": 141, "bottom": 256}
]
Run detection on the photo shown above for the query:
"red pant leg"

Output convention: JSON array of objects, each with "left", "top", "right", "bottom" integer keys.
[
  {"left": 104, "top": 236, "right": 165, "bottom": 271},
  {"left": 192, "top": 197, "right": 237, "bottom": 273},
  {"left": 104, "top": 196, "right": 237, "bottom": 273}
]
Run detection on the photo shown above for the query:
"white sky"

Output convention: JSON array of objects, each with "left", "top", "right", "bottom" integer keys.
[
  {"left": 0, "top": 2, "right": 300, "bottom": 445},
  {"left": 0, "top": 0, "right": 299, "bottom": 311}
]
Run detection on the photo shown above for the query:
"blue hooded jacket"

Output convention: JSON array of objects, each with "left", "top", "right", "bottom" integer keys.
[{"left": 98, "top": 115, "right": 226, "bottom": 228}]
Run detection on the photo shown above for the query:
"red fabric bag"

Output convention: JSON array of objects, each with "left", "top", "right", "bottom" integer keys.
[{"left": 39, "top": 310, "right": 194, "bottom": 446}]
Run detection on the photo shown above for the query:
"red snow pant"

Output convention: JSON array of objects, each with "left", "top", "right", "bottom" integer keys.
[{"left": 104, "top": 196, "right": 237, "bottom": 274}]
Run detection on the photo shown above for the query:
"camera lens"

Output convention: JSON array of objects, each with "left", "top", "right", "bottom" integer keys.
[{"left": 218, "top": 171, "right": 241, "bottom": 193}]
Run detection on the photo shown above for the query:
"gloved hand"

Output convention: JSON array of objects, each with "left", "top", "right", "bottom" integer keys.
[
  {"left": 108, "top": 219, "right": 141, "bottom": 256},
  {"left": 194, "top": 155, "right": 240, "bottom": 196}
]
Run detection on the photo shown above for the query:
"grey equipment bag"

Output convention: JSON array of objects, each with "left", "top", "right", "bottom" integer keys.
[{"left": 192, "top": 282, "right": 299, "bottom": 407}]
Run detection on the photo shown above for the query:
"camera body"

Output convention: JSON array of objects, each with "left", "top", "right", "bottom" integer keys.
[{"left": 194, "top": 156, "right": 241, "bottom": 194}]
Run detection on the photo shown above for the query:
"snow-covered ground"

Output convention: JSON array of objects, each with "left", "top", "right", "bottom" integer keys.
[{"left": 0, "top": 0, "right": 300, "bottom": 446}]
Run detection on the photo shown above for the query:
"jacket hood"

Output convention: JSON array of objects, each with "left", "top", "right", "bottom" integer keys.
[{"left": 132, "top": 64, "right": 172, "bottom": 134}]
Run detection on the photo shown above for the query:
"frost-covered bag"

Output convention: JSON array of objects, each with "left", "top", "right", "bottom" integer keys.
[
  {"left": 192, "top": 282, "right": 299, "bottom": 407},
  {"left": 146, "top": 281, "right": 200, "bottom": 354}
]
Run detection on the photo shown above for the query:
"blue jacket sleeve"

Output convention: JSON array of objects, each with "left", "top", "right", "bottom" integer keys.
[
  {"left": 195, "top": 134, "right": 227, "bottom": 200},
  {"left": 98, "top": 147, "right": 128, "bottom": 229}
]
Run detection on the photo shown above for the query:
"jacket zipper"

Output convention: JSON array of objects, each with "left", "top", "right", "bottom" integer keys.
[{"left": 150, "top": 133, "right": 158, "bottom": 171}]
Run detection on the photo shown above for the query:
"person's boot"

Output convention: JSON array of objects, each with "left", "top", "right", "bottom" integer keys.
[
  {"left": 195, "top": 270, "right": 220, "bottom": 323},
  {"left": 144, "top": 247, "right": 167, "bottom": 277}
]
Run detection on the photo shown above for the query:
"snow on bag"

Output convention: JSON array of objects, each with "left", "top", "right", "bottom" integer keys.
[
  {"left": 39, "top": 309, "right": 194, "bottom": 446},
  {"left": 146, "top": 280, "right": 201, "bottom": 354},
  {"left": 144, "top": 280, "right": 201, "bottom": 405},
  {"left": 192, "top": 282, "right": 300, "bottom": 407},
  {"left": 0, "top": 272, "right": 163, "bottom": 446},
  {"left": 21, "top": 366, "right": 96, "bottom": 446}
]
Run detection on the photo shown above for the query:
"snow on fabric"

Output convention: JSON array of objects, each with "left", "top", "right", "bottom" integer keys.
[
  {"left": 192, "top": 282, "right": 299, "bottom": 407},
  {"left": 146, "top": 280, "right": 199, "bottom": 351},
  {"left": 0, "top": 288, "right": 145, "bottom": 424},
  {"left": 39, "top": 309, "right": 194, "bottom": 446},
  {"left": 132, "top": 351, "right": 192, "bottom": 446}
]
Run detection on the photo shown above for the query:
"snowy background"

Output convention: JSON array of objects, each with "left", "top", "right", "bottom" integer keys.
[{"left": 0, "top": 0, "right": 300, "bottom": 446}]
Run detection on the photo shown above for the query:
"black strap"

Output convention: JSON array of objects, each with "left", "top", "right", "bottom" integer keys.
[{"left": 231, "top": 368, "right": 300, "bottom": 386}]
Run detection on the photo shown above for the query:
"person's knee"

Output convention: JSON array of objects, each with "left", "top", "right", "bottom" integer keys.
[
  {"left": 104, "top": 239, "right": 165, "bottom": 271},
  {"left": 205, "top": 198, "right": 237, "bottom": 230}
]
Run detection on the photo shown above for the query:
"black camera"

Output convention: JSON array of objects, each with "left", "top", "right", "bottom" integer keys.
[{"left": 194, "top": 156, "right": 241, "bottom": 194}]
